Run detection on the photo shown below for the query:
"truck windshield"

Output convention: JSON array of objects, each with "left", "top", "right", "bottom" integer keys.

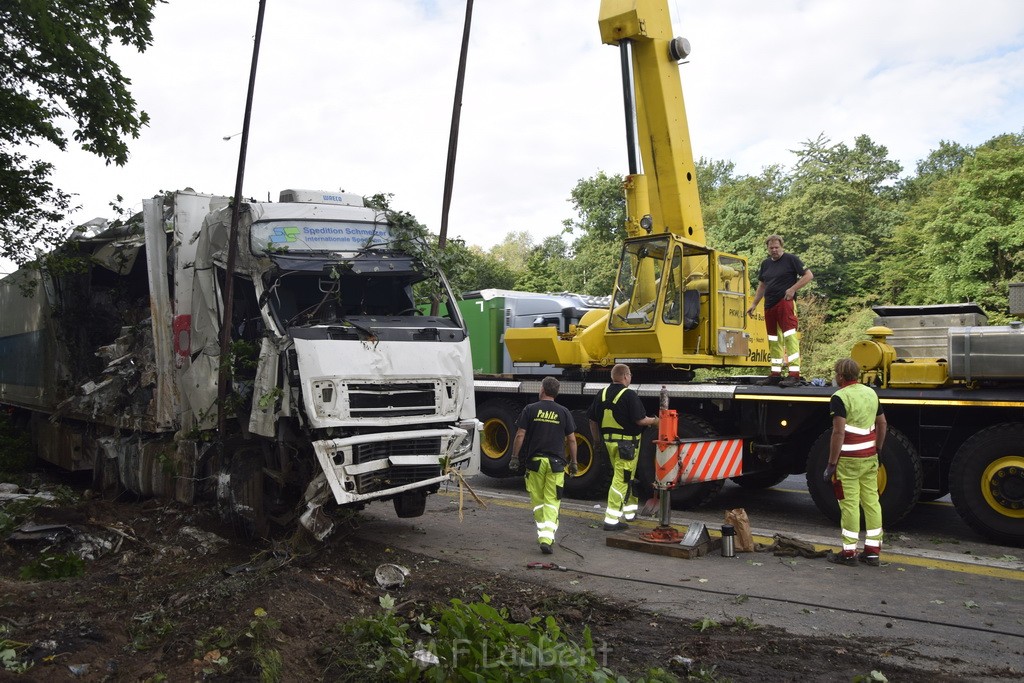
[{"left": 263, "top": 255, "right": 462, "bottom": 333}]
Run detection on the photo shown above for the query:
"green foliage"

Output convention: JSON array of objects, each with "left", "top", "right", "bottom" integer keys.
[
  {"left": 191, "top": 608, "right": 282, "bottom": 681},
  {"left": 562, "top": 170, "right": 627, "bottom": 249},
  {"left": 1, "top": 634, "right": 33, "bottom": 673},
  {"left": 0, "top": 497, "right": 44, "bottom": 538},
  {"left": 690, "top": 617, "right": 721, "bottom": 633},
  {"left": 334, "top": 594, "right": 627, "bottom": 682},
  {"left": 0, "top": 0, "right": 160, "bottom": 264},
  {"left": 18, "top": 552, "right": 85, "bottom": 581}
]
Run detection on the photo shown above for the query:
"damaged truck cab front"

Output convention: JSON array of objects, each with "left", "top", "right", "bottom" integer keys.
[{"left": 166, "top": 189, "right": 480, "bottom": 538}]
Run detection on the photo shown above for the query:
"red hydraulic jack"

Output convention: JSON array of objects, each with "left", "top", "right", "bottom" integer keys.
[
  {"left": 638, "top": 387, "right": 744, "bottom": 544},
  {"left": 639, "top": 388, "right": 686, "bottom": 543}
]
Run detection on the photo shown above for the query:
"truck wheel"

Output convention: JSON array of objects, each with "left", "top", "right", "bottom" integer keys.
[
  {"left": 636, "top": 414, "right": 724, "bottom": 510},
  {"left": 949, "top": 423, "right": 1024, "bottom": 547},
  {"left": 806, "top": 426, "right": 922, "bottom": 526},
  {"left": 228, "top": 446, "right": 268, "bottom": 539},
  {"left": 731, "top": 471, "right": 789, "bottom": 490},
  {"left": 477, "top": 399, "right": 522, "bottom": 478},
  {"left": 564, "top": 409, "right": 612, "bottom": 500},
  {"left": 393, "top": 491, "right": 428, "bottom": 518}
]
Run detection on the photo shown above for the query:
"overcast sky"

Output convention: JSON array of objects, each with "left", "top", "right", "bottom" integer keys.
[{"left": 38, "top": 0, "right": 1024, "bottom": 256}]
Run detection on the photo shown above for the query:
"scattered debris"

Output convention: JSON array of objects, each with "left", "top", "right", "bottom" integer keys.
[{"left": 375, "top": 563, "right": 410, "bottom": 589}]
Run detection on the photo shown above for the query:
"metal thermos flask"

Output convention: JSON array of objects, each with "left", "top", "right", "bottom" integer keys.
[{"left": 721, "top": 524, "right": 736, "bottom": 557}]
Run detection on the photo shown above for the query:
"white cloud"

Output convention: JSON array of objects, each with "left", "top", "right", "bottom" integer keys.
[{"left": 33, "top": 0, "right": 1024, "bottom": 257}]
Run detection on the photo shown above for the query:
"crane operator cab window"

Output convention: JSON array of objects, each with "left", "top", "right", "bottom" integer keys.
[{"left": 611, "top": 238, "right": 667, "bottom": 330}]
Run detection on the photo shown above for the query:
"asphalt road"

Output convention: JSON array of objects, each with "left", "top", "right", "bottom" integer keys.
[{"left": 356, "top": 474, "right": 1024, "bottom": 679}]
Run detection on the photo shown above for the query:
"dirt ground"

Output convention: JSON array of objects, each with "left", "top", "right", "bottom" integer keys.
[{"left": 0, "top": 479, "right": 1018, "bottom": 682}]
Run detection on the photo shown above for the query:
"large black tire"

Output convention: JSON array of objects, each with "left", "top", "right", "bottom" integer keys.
[
  {"left": 949, "top": 423, "right": 1024, "bottom": 547},
  {"left": 805, "top": 426, "right": 922, "bottom": 526},
  {"left": 731, "top": 470, "right": 789, "bottom": 490},
  {"left": 227, "top": 445, "right": 268, "bottom": 539},
  {"left": 636, "top": 414, "right": 725, "bottom": 510},
  {"left": 477, "top": 399, "right": 523, "bottom": 478},
  {"left": 393, "top": 491, "right": 428, "bottom": 518},
  {"left": 564, "top": 409, "right": 613, "bottom": 500}
]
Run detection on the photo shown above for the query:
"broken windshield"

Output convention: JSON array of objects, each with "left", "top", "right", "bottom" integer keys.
[{"left": 262, "top": 254, "right": 462, "bottom": 335}]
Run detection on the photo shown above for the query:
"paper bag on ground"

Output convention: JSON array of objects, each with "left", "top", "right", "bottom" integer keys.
[{"left": 725, "top": 508, "right": 754, "bottom": 552}]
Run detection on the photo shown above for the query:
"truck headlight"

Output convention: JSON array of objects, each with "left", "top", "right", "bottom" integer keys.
[{"left": 453, "top": 420, "right": 479, "bottom": 457}]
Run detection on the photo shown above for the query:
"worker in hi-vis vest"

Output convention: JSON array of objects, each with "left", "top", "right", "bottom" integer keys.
[
  {"left": 589, "top": 364, "right": 659, "bottom": 531},
  {"left": 824, "top": 358, "right": 887, "bottom": 567},
  {"left": 508, "top": 376, "right": 577, "bottom": 555}
]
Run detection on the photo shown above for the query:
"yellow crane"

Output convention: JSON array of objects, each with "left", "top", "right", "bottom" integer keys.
[{"left": 505, "top": 0, "right": 769, "bottom": 376}]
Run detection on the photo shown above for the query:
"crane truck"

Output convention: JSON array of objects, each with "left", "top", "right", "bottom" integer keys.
[
  {"left": 0, "top": 189, "right": 480, "bottom": 539},
  {"left": 468, "top": 0, "right": 1024, "bottom": 547}
]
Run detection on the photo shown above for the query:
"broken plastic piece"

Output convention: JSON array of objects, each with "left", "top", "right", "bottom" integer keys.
[{"left": 375, "top": 563, "right": 410, "bottom": 588}]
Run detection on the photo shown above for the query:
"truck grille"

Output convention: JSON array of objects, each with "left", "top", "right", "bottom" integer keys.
[
  {"left": 348, "top": 382, "right": 437, "bottom": 417},
  {"left": 352, "top": 437, "right": 441, "bottom": 463},
  {"left": 351, "top": 436, "right": 442, "bottom": 494},
  {"left": 355, "top": 464, "right": 442, "bottom": 494}
]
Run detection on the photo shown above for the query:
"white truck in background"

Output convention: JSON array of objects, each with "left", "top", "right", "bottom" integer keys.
[{"left": 0, "top": 189, "right": 480, "bottom": 539}]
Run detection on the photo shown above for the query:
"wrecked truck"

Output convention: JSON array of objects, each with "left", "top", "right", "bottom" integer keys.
[{"left": 0, "top": 189, "right": 480, "bottom": 538}]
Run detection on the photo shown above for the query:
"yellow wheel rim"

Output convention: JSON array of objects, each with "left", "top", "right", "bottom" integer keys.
[
  {"left": 981, "top": 455, "right": 1024, "bottom": 518},
  {"left": 481, "top": 417, "right": 510, "bottom": 461},
  {"left": 570, "top": 432, "right": 595, "bottom": 477}
]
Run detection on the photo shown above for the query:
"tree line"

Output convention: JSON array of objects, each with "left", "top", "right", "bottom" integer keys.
[{"left": 441, "top": 131, "right": 1024, "bottom": 378}]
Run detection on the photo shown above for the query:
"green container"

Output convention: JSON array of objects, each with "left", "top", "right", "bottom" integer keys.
[{"left": 458, "top": 295, "right": 505, "bottom": 375}]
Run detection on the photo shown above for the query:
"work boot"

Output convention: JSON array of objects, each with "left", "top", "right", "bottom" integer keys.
[
  {"left": 826, "top": 550, "right": 857, "bottom": 566},
  {"left": 778, "top": 375, "right": 803, "bottom": 388},
  {"left": 858, "top": 550, "right": 880, "bottom": 567},
  {"left": 756, "top": 375, "right": 782, "bottom": 386},
  {"left": 540, "top": 543, "right": 553, "bottom": 555},
  {"left": 603, "top": 521, "right": 630, "bottom": 531}
]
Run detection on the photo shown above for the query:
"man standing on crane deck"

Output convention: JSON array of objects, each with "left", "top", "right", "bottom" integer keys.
[
  {"left": 589, "top": 364, "right": 659, "bottom": 531},
  {"left": 509, "top": 377, "right": 577, "bottom": 554},
  {"left": 747, "top": 234, "right": 813, "bottom": 387},
  {"left": 824, "top": 358, "right": 886, "bottom": 566}
]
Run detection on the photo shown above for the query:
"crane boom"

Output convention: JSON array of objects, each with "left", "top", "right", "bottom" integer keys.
[{"left": 599, "top": 0, "right": 704, "bottom": 244}]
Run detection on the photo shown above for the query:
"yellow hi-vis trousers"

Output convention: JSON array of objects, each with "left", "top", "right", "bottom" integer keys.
[
  {"left": 836, "top": 455, "right": 883, "bottom": 553},
  {"left": 603, "top": 441, "right": 639, "bottom": 526},
  {"left": 525, "top": 456, "right": 564, "bottom": 547}
]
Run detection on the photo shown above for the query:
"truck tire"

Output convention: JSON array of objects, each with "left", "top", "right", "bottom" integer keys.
[
  {"left": 949, "top": 423, "right": 1024, "bottom": 547},
  {"left": 637, "top": 414, "right": 724, "bottom": 510},
  {"left": 477, "top": 399, "right": 522, "bottom": 478},
  {"left": 393, "top": 491, "right": 428, "bottom": 518},
  {"left": 228, "top": 446, "right": 268, "bottom": 539},
  {"left": 564, "top": 409, "right": 612, "bottom": 500},
  {"left": 805, "top": 426, "right": 922, "bottom": 526}
]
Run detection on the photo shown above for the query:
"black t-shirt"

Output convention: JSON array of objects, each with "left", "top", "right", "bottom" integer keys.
[
  {"left": 757, "top": 252, "right": 807, "bottom": 309},
  {"left": 516, "top": 399, "right": 575, "bottom": 458},
  {"left": 587, "top": 383, "right": 647, "bottom": 437}
]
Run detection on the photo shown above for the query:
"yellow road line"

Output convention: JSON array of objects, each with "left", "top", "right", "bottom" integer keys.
[{"left": 447, "top": 491, "right": 1024, "bottom": 582}]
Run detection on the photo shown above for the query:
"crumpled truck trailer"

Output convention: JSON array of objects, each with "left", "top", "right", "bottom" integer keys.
[{"left": 0, "top": 189, "right": 480, "bottom": 539}]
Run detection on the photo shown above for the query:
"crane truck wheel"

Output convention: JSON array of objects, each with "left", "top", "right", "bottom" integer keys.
[
  {"left": 805, "top": 426, "right": 922, "bottom": 526},
  {"left": 477, "top": 399, "right": 523, "bottom": 478},
  {"left": 635, "top": 414, "right": 725, "bottom": 510},
  {"left": 949, "top": 422, "right": 1024, "bottom": 547},
  {"left": 564, "top": 409, "right": 612, "bottom": 500}
]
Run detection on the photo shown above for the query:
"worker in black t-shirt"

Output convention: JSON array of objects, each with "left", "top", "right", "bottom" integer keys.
[
  {"left": 747, "top": 234, "right": 814, "bottom": 387},
  {"left": 509, "top": 376, "right": 577, "bottom": 555},
  {"left": 588, "top": 364, "right": 659, "bottom": 531}
]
